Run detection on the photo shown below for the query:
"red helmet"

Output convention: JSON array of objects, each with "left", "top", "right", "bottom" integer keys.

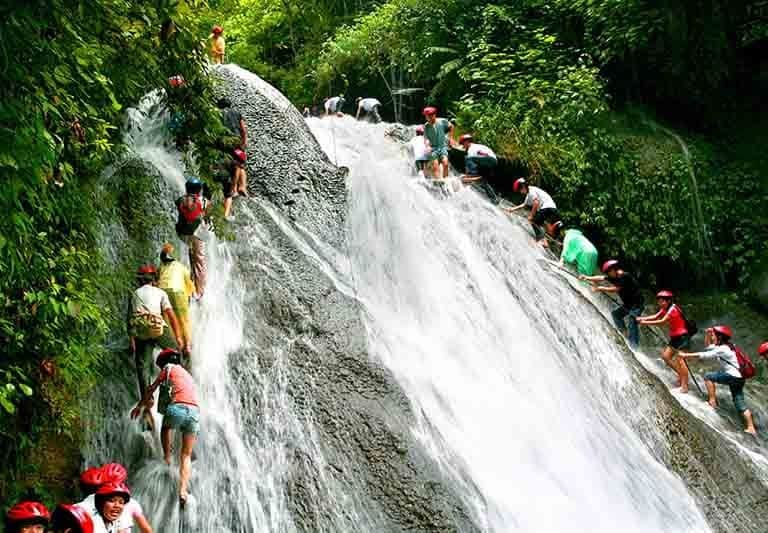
[
  {"left": 422, "top": 106, "right": 437, "bottom": 116},
  {"left": 156, "top": 347, "right": 181, "bottom": 368},
  {"left": 233, "top": 148, "right": 247, "bottom": 163},
  {"left": 711, "top": 325, "right": 733, "bottom": 339},
  {"left": 101, "top": 462, "right": 128, "bottom": 484},
  {"left": 758, "top": 342, "right": 768, "bottom": 357},
  {"left": 656, "top": 290, "right": 674, "bottom": 299},
  {"left": 212, "top": 25, "right": 223, "bottom": 34},
  {"left": 458, "top": 134, "right": 473, "bottom": 144},
  {"left": 513, "top": 178, "right": 527, "bottom": 193},
  {"left": 136, "top": 264, "right": 157, "bottom": 278},
  {"left": 6, "top": 501, "right": 50, "bottom": 525},
  {"left": 52, "top": 504, "right": 95, "bottom": 533},
  {"left": 601, "top": 260, "right": 619, "bottom": 273},
  {"left": 79, "top": 467, "right": 105, "bottom": 493},
  {"left": 415, "top": 125, "right": 424, "bottom": 134},
  {"left": 95, "top": 482, "right": 131, "bottom": 502},
  {"left": 168, "top": 75, "right": 185, "bottom": 88}
]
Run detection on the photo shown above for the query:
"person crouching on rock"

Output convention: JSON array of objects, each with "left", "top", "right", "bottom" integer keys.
[
  {"left": 679, "top": 326, "right": 757, "bottom": 434},
  {"left": 159, "top": 243, "right": 194, "bottom": 355},
  {"left": 458, "top": 133, "right": 499, "bottom": 204},
  {"left": 176, "top": 177, "right": 210, "bottom": 298},
  {"left": 505, "top": 178, "right": 559, "bottom": 244},
  {"left": 544, "top": 220, "right": 598, "bottom": 276},
  {"left": 636, "top": 290, "right": 690, "bottom": 393}
]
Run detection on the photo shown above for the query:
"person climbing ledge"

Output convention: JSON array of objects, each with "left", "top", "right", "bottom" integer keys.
[
  {"left": 324, "top": 94, "right": 346, "bottom": 116},
  {"left": 544, "top": 220, "right": 598, "bottom": 276},
  {"left": 423, "top": 106, "right": 453, "bottom": 179},
  {"left": 158, "top": 243, "right": 194, "bottom": 356},
  {"left": 4, "top": 501, "right": 50, "bottom": 533},
  {"left": 580, "top": 259, "right": 644, "bottom": 349},
  {"left": 679, "top": 326, "right": 757, "bottom": 435},
  {"left": 217, "top": 98, "right": 247, "bottom": 150},
  {"left": 409, "top": 125, "right": 430, "bottom": 177},
  {"left": 637, "top": 290, "right": 693, "bottom": 393},
  {"left": 457, "top": 133, "right": 499, "bottom": 204},
  {"left": 355, "top": 97, "right": 382, "bottom": 123},
  {"left": 175, "top": 177, "right": 210, "bottom": 298},
  {"left": 505, "top": 178, "right": 559, "bottom": 244},
  {"left": 209, "top": 25, "right": 225, "bottom": 64},
  {"left": 131, "top": 348, "right": 200, "bottom": 509}
]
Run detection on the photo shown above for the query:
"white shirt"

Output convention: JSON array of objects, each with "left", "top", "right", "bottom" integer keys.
[
  {"left": 132, "top": 284, "right": 172, "bottom": 315},
  {"left": 79, "top": 495, "right": 144, "bottom": 532},
  {"left": 698, "top": 344, "right": 742, "bottom": 378},
  {"left": 524, "top": 186, "right": 556, "bottom": 210},
  {"left": 325, "top": 97, "right": 341, "bottom": 112},
  {"left": 467, "top": 143, "right": 496, "bottom": 160},
  {"left": 409, "top": 136, "right": 429, "bottom": 161},
  {"left": 358, "top": 98, "right": 381, "bottom": 112}
]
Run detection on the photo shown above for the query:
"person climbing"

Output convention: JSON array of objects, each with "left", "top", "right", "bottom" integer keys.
[
  {"left": 505, "top": 178, "right": 559, "bottom": 243},
  {"left": 324, "top": 94, "right": 346, "bottom": 116},
  {"left": 231, "top": 148, "right": 248, "bottom": 198},
  {"left": 637, "top": 290, "right": 691, "bottom": 393},
  {"left": 128, "top": 264, "right": 185, "bottom": 422},
  {"left": 158, "top": 243, "right": 194, "bottom": 357},
  {"left": 409, "top": 125, "right": 430, "bottom": 177},
  {"left": 679, "top": 326, "right": 757, "bottom": 434},
  {"left": 579, "top": 260, "right": 645, "bottom": 348},
  {"left": 355, "top": 97, "right": 382, "bottom": 123},
  {"left": 89, "top": 483, "right": 130, "bottom": 533},
  {"left": 51, "top": 504, "right": 94, "bottom": 533},
  {"left": 422, "top": 106, "right": 453, "bottom": 179},
  {"left": 544, "top": 221, "right": 599, "bottom": 276},
  {"left": 4, "top": 501, "right": 50, "bottom": 533},
  {"left": 216, "top": 98, "right": 247, "bottom": 150},
  {"left": 77, "top": 464, "right": 152, "bottom": 533},
  {"left": 759, "top": 342, "right": 768, "bottom": 361},
  {"left": 209, "top": 25, "right": 225, "bottom": 64},
  {"left": 458, "top": 134, "right": 499, "bottom": 204},
  {"left": 175, "top": 177, "right": 210, "bottom": 299},
  {"left": 131, "top": 348, "right": 200, "bottom": 508}
]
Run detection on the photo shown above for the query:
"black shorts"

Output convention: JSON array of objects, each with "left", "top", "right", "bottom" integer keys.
[
  {"left": 668, "top": 334, "right": 691, "bottom": 350},
  {"left": 532, "top": 207, "right": 560, "bottom": 226}
]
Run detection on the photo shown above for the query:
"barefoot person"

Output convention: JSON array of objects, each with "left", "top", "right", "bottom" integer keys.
[
  {"left": 131, "top": 349, "right": 199, "bottom": 507},
  {"left": 679, "top": 326, "right": 757, "bottom": 434},
  {"left": 637, "top": 290, "right": 691, "bottom": 393},
  {"left": 422, "top": 106, "right": 453, "bottom": 179}
]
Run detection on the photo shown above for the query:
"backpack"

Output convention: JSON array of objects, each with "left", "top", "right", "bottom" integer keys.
[
  {"left": 727, "top": 343, "right": 756, "bottom": 380},
  {"left": 673, "top": 305, "right": 698, "bottom": 336},
  {"left": 158, "top": 364, "right": 174, "bottom": 415},
  {"left": 129, "top": 293, "right": 165, "bottom": 340},
  {"left": 176, "top": 194, "right": 204, "bottom": 236}
]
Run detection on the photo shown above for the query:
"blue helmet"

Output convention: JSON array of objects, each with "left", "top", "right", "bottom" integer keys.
[{"left": 185, "top": 176, "right": 203, "bottom": 193}]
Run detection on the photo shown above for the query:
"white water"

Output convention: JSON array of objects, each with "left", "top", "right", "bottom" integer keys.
[{"left": 308, "top": 115, "right": 712, "bottom": 532}]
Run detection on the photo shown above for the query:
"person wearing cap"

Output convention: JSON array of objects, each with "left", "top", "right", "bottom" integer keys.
[
  {"left": 543, "top": 220, "right": 598, "bottom": 276},
  {"left": 77, "top": 464, "right": 153, "bottom": 533},
  {"left": 422, "top": 106, "right": 454, "bottom": 179},
  {"left": 580, "top": 260, "right": 644, "bottom": 348},
  {"left": 131, "top": 349, "right": 200, "bottom": 507},
  {"left": 355, "top": 97, "right": 382, "bottom": 123},
  {"left": 158, "top": 244, "right": 194, "bottom": 354},
  {"left": 408, "top": 125, "right": 430, "bottom": 177},
  {"left": 89, "top": 483, "right": 131, "bottom": 532},
  {"left": 128, "top": 264, "right": 184, "bottom": 423},
  {"left": 637, "top": 290, "right": 690, "bottom": 392},
  {"left": 209, "top": 25, "right": 225, "bottom": 64},
  {"left": 505, "top": 178, "right": 559, "bottom": 243},
  {"left": 176, "top": 177, "right": 210, "bottom": 299},
  {"left": 51, "top": 504, "right": 95, "bottom": 533},
  {"left": 4, "top": 501, "right": 50, "bottom": 533},
  {"left": 457, "top": 134, "right": 499, "bottom": 204},
  {"left": 324, "top": 94, "right": 346, "bottom": 116},
  {"left": 679, "top": 326, "right": 757, "bottom": 434}
]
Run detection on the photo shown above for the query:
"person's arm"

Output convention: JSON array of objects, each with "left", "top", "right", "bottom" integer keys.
[
  {"left": 578, "top": 274, "right": 607, "bottom": 282},
  {"left": 528, "top": 198, "right": 540, "bottom": 222},
  {"left": 131, "top": 371, "right": 164, "bottom": 418},
  {"left": 356, "top": 103, "right": 362, "bottom": 120},
  {"left": 592, "top": 284, "right": 620, "bottom": 294},
  {"left": 447, "top": 122, "right": 455, "bottom": 145},
  {"left": 163, "top": 307, "right": 185, "bottom": 352},
  {"left": 462, "top": 175, "right": 482, "bottom": 183},
  {"left": 503, "top": 203, "right": 527, "bottom": 213},
  {"left": 133, "top": 513, "right": 153, "bottom": 533},
  {"left": 637, "top": 308, "right": 670, "bottom": 326},
  {"left": 239, "top": 118, "right": 247, "bottom": 148}
]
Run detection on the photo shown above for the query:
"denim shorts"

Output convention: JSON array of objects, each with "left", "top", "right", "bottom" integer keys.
[
  {"left": 428, "top": 147, "right": 449, "bottom": 160},
  {"left": 162, "top": 403, "right": 200, "bottom": 435},
  {"left": 704, "top": 371, "right": 747, "bottom": 412},
  {"left": 668, "top": 334, "right": 690, "bottom": 350}
]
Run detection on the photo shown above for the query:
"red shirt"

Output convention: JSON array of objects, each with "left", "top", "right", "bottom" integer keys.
[{"left": 663, "top": 305, "right": 687, "bottom": 337}]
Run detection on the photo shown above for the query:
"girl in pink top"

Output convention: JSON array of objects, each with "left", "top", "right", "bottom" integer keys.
[
  {"left": 637, "top": 290, "right": 691, "bottom": 393},
  {"left": 131, "top": 349, "right": 199, "bottom": 507}
]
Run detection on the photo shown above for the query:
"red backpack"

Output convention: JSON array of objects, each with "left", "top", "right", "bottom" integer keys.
[
  {"left": 176, "top": 194, "right": 204, "bottom": 235},
  {"left": 728, "top": 343, "right": 756, "bottom": 379}
]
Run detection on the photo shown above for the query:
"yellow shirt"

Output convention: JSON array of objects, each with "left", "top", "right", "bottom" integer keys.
[
  {"left": 211, "top": 35, "right": 225, "bottom": 56},
  {"left": 158, "top": 261, "right": 194, "bottom": 299}
]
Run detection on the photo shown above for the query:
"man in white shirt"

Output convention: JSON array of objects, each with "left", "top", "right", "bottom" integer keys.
[
  {"left": 458, "top": 134, "right": 499, "bottom": 203},
  {"left": 324, "top": 95, "right": 345, "bottom": 116},
  {"left": 355, "top": 97, "right": 382, "bottom": 123},
  {"left": 504, "top": 178, "right": 560, "bottom": 243},
  {"left": 408, "top": 125, "right": 430, "bottom": 177}
]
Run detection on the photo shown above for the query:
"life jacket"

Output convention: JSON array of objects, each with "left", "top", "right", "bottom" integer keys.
[
  {"left": 176, "top": 194, "right": 204, "bottom": 236},
  {"left": 727, "top": 343, "right": 756, "bottom": 380}
]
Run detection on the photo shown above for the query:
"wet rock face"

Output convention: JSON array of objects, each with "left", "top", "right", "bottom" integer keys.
[{"left": 215, "top": 67, "right": 477, "bottom": 531}]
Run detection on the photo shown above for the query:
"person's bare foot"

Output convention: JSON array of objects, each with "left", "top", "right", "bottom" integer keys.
[
  {"left": 745, "top": 427, "right": 757, "bottom": 436},
  {"left": 679, "top": 387, "right": 689, "bottom": 394},
  {"left": 708, "top": 399, "right": 718, "bottom": 408}
]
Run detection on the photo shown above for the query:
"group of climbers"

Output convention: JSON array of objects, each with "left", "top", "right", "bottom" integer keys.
[
  {"left": 5, "top": 463, "right": 151, "bottom": 533},
  {"left": 320, "top": 93, "right": 383, "bottom": 123}
]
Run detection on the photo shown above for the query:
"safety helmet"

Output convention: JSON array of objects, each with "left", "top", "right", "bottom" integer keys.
[
  {"left": 422, "top": 106, "right": 437, "bottom": 116},
  {"left": 513, "top": 178, "right": 527, "bottom": 193},
  {"left": 656, "top": 290, "right": 674, "bottom": 299},
  {"left": 185, "top": 176, "right": 203, "bottom": 193},
  {"left": 51, "top": 504, "right": 95, "bottom": 533},
  {"left": 79, "top": 466, "right": 105, "bottom": 493},
  {"left": 415, "top": 125, "right": 424, "bottom": 135},
  {"left": 136, "top": 264, "right": 157, "bottom": 281},
  {"left": 100, "top": 463, "right": 128, "bottom": 484},
  {"left": 156, "top": 348, "right": 182, "bottom": 368},
  {"left": 160, "top": 243, "right": 175, "bottom": 263},
  {"left": 6, "top": 501, "right": 50, "bottom": 526},
  {"left": 548, "top": 220, "right": 564, "bottom": 235},
  {"left": 711, "top": 325, "right": 733, "bottom": 339},
  {"left": 601, "top": 260, "right": 619, "bottom": 273},
  {"left": 458, "top": 134, "right": 473, "bottom": 144},
  {"left": 233, "top": 148, "right": 247, "bottom": 163},
  {"left": 212, "top": 25, "right": 223, "bottom": 34},
  {"left": 95, "top": 482, "right": 131, "bottom": 503},
  {"left": 758, "top": 342, "right": 768, "bottom": 357},
  {"left": 168, "top": 75, "right": 185, "bottom": 88}
]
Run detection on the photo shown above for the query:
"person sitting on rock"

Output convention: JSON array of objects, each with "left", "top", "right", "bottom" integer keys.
[
  {"left": 324, "top": 94, "right": 346, "bottom": 117},
  {"left": 158, "top": 243, "right": 194, "bottom": 353},
  {"left": 580, "top": 259, "right": 644, "bottom": 349},
  {"left": 457, "top": 133, "right": 499, "bottom": 204},
  {"left": 679, "top": 326, "right": 757, "bottom": 435},
  {"left": 4, "top": 501, "right": 50, "bottom": 533},
  {"left": 175, "top": 177, "right": 210, "bottom": 298},
  {"left": 209, "top": 25, "right": 225, "bottom": 64},
  {"left": 355, "top": 97, "right": 382, "bottom": 123},
  {"left": 544, "top": 220, "right": 598, "bottom": 276},
  {"left": 504, "top": 178, "right": 559, "bottom": 243}
]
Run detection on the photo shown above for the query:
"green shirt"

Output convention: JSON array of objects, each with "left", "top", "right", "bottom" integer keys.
[
  {"left": 424, "top": 118, "right": 451, "bottom": 150},
  {"left": 561, "top": 229, "right": 598, "bottom": 275}
]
